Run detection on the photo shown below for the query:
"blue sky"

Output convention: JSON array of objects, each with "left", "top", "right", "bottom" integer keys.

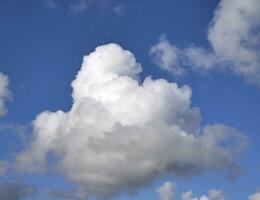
[{"left": 0, "top": 0, "right": 260, "bottom": 200}]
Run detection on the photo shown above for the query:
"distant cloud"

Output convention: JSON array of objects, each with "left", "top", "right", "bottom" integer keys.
[
  {"left": 181, "top": 189, "right": 224, "bottom": 200},
  {"left": 16, "top": 44, "right": 246, "bottom": 198},
  {"left": 0, "top": 73, "right": 11, "bottom": 116},
  {"left": 157, "top": 182, "right": 176, "bottom": 200},
  {"left": 43, "top": 0, "right": 91, "bottom": 13},
  {"left": 157, "top": 182, "right": 260, "bottom": 200},
  {"left": 150, "top": 0, "right": 260, "bottom": 86},
  {"left": 157, "top": 182, "right": 225, "bottom": 200},
  {"left": 184, "top": 47, "right": 221, "bottom": 72},
  {"left": 156, "top": 181, "right": 260, "bottom": 200},
  {"left": 0, "top": 180, "right": 36, "bottom": 200},
  {"left": 44, "top": 0, "right": 118, "bottom": 15},
  {"left": 70, "top": 0, "right": 90, "bottom": 14},
  {"left": 114, "top": 4, "right": 126, "bottom": 16},
  {"left": 44, "top": 0, "right": 59, "bottom": 9}
]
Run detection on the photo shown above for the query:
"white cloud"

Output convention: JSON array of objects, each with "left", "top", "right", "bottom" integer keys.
[
  {"left": 249, "top": 191, "right": 260, "bottom": 200},
  {"left": 157, "top": 182, "right": 176, "bottom": 200},
  {"left": 157, "top": 182, "right": 225, "bottom": 200},
  {"left": 184, "top": 47, "right": 221, "bottom": 72},
  {"left": 16, "top": 44, "right": 246, "bottom": 198},
  {"left": 0, "top": 73, "right": 11, "bottom": 116},
  {"left": 181, "top": 189, "right": 224, "bottom": 200},
  {"left": 149, "top": 34, "right": 184, "bottom": 76},
  {"left": 151, "top": 0, "right": 260, "bottom": 86},
  {"left": 207, "top": 0, "right": 260, "bottom": 85}
]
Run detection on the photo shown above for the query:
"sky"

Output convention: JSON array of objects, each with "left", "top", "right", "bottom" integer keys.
[{"left": 0, "top": 0, "right": 260, "bottom": 200}]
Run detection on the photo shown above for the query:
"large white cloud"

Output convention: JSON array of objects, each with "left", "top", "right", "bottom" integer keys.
[
  {"left": 150, "top": 0, "right": 260, "bottom": 85},
  {"left": 0, "top": 73, "right": 11, "bottom": 116},
  {"left": 16, "top": 44, "right": 246, "bottom": 198}
]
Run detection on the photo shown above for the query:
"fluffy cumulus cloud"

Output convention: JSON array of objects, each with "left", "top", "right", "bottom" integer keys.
[
  {"left": 181, "top": 190, "right": 224, "bottom": 200},
  {"left": 0, "top": 73, "right": 11, "bottom": 116},
  {"left": 16, "top": 44, "right": 246, "bottom": 198},
  {"left": 0, "top": 180, "right": 36, "bottom": 200},
  {"left": 150, "top": 0, "right": 260, "bottom": 85},
  {"left": 157, "top": 182, "right": 176, "bottom": 200}
]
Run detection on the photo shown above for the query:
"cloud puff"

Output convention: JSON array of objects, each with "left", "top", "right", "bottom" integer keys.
[
  {"left": 0, "top": 180, "right": 36, "bottom": 200},
  {"left": 150, "top": 0, "right": 260, "bottom": 86},
  {"left": 16, "top": 44, "right": 246, "bottom": 198},
  {"left": 248, "top": 191, "right": 260, "bottom": 200},
  {"left": 157, "top": 181, "right": 225, "bottom": 200},
  {"left": 0, "top": 73, "right": 11, "bottom": 116},
  {"left": 149, "top": 34, "right": 184, "bottom": 76},
  {"left": 157, "top": 182, "right": 176, "bottom": 200},
  {"left": 181, "top": 189, "right": 224, "bottom": 200}
]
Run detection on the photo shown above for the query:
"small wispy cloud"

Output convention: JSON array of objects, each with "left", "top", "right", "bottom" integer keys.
[
  {"left": 113, "top": 4, "right": 126, "bottom": 16},
  {"left": 149, "top": 34, "right": 184, "bottom": 76},
  {"left": 70, "top": 0, "right": 90, "bottom": 14},
  {"left": 44, "top": 0, "right": 59, "bottom": 9}
]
